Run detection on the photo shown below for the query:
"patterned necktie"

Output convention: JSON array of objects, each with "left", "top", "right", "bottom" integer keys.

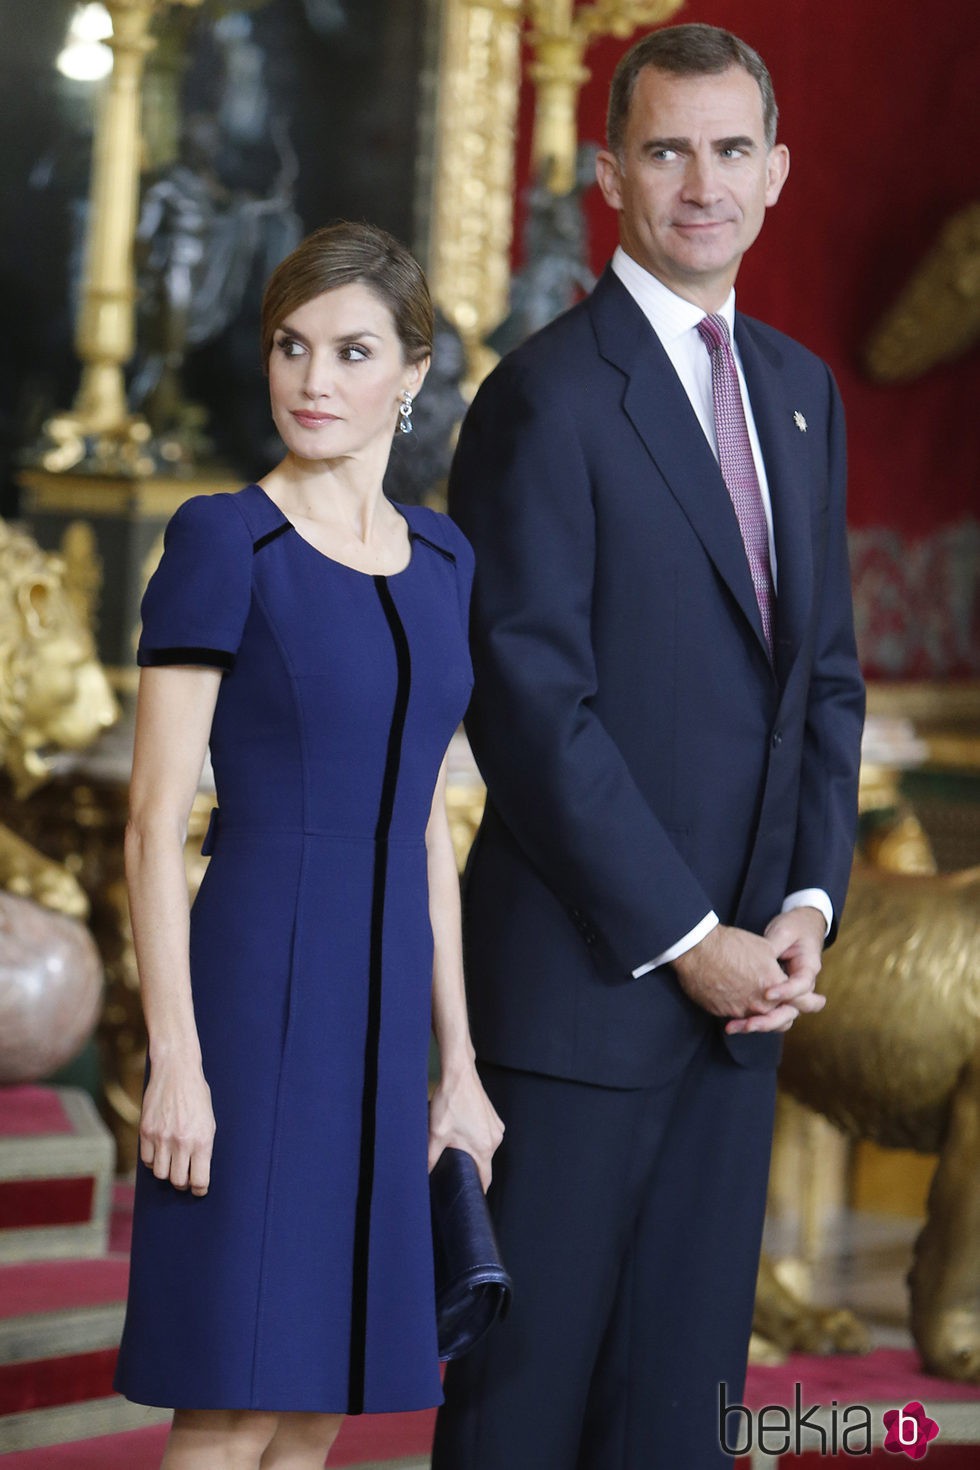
[{"left": 696, "top": 313, "right": 775, "bottom": 653}]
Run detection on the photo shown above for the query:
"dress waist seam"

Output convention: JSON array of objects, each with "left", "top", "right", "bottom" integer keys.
[{"left": 201, "top": 810, "right": 426, "bottom": 854}]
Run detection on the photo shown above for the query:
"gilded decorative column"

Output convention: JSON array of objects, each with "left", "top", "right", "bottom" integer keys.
[
  {"left": 428, "top": 0, "right": 524, "bottom": 388},
  {"left": 527, "top": 1, "right": 683, "bottom": 192},
  {"left": 43, "top": 0, "right": 204, "bottom": 473},
  {"left": 23, "top": 0, "right": 240, "bottom": 680},
  {"left": 525, "top": 2, "right": 588, "bottom": 195},
  {"left": 429, "top": 1, "right": 682, "bottom": 383}
]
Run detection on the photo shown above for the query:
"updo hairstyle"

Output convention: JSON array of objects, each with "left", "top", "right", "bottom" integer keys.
[{"left": 260, "top": 221, "right": 433, "bottom": 370}]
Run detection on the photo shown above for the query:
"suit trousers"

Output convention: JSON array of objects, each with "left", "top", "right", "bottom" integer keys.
[{"left": 432, "top": 1030, "right": 777, "bottom": 1470}]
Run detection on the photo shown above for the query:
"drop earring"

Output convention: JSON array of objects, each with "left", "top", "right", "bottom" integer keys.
[{"left": 398, "top": 391, "right": 414, "bottom": 435}]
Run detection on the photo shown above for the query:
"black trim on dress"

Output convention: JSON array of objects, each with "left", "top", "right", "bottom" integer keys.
[
  {"left": 347, "top": 575, "right": 413, "bottom": 1414},
  {"left": 253, "top": 522, "right": 293, "bottom": 553},
  {"left": 408, "top": 530, "right": 456, "bottom": 564},
  {"left": 137, "top": 646, "right": 235, "bottom": 671}
]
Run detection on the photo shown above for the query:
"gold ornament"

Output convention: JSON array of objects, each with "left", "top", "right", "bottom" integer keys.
[
  {"left": 0, "top": 522, "right": 118, "bottom": 801},
  {"left": 0, "top": 518, "right": 118, "bottom": 920},
  {"left": 41, "top": 1, "right": 205, "bottom": 472},
  {"left": 778, "top": 863, "right": 980, "bottom": 1382},
  {"left": 60, "top": 520, "right": 104, "bottom": 634},
  {"left": 429, "top": 1, "right": 524, "bottom": 388},
  {"left": 864, "top": 201, "right": 980, "bottom": 383},
  {"left": 524, "top": 1, "right": 683, "bottom": 193},
  {"left": 431, "top": 2, "right": 682, "bottom": 382}
]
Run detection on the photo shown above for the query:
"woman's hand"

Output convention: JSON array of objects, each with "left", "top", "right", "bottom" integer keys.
[
  {"left": 139, "top": 1058, "right": 216, "bottom": 1197},
  {"left": 428, "top": 1066, "right": 504, "bottom": 1193}
]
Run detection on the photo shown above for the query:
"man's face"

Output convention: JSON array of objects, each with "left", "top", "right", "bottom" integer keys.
[{"left": 596, "top": 65, "right": 789, "bottom": 310}]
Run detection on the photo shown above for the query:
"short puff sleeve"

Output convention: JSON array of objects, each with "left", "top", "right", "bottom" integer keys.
[{"left": 138, "top": 494, "right": 252, "bottom": 671}]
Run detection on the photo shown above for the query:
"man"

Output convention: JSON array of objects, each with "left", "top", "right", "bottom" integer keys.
[{"left": 433, "top": 23, "right": 865, "bottom": 1470}]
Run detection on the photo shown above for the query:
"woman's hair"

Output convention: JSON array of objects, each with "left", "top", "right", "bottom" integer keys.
[
  {"left": 607, "top": 23, "right": 778, "bottom": 157},
  {"left": 260, "top": 221, "right": 433, "bottom": 370}
]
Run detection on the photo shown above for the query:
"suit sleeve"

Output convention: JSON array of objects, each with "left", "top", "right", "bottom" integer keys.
[
  {"left": 451, "top": 359, "right": 713, "bottom": 974},
  {"left": 785, "top": 367, "right": 865, "bottom": 941}
]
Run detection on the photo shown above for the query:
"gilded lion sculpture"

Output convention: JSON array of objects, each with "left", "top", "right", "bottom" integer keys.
[
  {"left": 0, "top": 519, "right": 118, "bottom": 915},
  {"left": 778, "top": 863, "right": 980, "bottom": 1383}
]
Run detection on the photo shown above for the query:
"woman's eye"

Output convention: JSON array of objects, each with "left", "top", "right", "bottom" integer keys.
[
  {"left": 276, "top": 337, "right": 304, "bottom": 358},
  {"left": 340, "top": 343, "right": 369, "bottom": 362}
]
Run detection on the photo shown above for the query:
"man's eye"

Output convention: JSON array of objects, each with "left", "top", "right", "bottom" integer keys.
[{"left": 651, "top": 148, "right": 677, "bottom": 162}]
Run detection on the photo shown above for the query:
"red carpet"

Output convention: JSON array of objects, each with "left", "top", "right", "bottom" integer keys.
[
  {"left": 0, "top": 1085, "right": 108, "bottom": 1236},
  {"left": 745, "top": 1348, "right": 980, "bottom": 1409},
  {"left": 0, "top": 1087, "right": 74, "bottom": 1137},
  {"left": 4, "top": 1399, "right": 979, "bottom": 1468},
  {"left": 733, "top": 1351, "right": 980, "bottom": 1465},
  {"left": 0, "top": 1258, "right": 129, "bottom": 1319},
  {"left": 3, "top": 1360, "right": 979, "bottom": 1466},
  {"left": 0, "top": 1409, "right": 437, "bottom": 1467},
  {"left": 0, "top": 1348, "right": 119, "bottom": 1417},
  {"left": 748, "top": 1453, "right": 977, "bottom": 1467},
  {"left": 2, "top": 1169, "right": 437, "bottom": 1464},
  {"left": 3, "top": 1173, "right": 978, "bottom": 1465}
]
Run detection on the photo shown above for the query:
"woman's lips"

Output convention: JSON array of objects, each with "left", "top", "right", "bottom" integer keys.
[{"left": 291, "top": 411, "right": 339, "bottom": 428}]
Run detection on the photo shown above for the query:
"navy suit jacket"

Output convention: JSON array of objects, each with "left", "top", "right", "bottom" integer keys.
[{"left": 450, "top": 267, "right": 865, "bottom": 1087}]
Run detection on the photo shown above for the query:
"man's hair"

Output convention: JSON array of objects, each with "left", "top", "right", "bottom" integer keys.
[
  {"left": 260, "top": 220, "right": 433, "bottom": 371},
  {"left": 606, "top": 23, "right": 778, "bottom": 157}
]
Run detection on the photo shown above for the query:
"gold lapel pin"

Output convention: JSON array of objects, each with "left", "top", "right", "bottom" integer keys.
[{"left": 793, "top": 410, "right": 808, "bottom": 433}]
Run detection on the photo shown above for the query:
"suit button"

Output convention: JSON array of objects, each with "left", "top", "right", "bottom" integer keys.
[{"left": 771, "top": 730, "right": 783, "bottom": 748}]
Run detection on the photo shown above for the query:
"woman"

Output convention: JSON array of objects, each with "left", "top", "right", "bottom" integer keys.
[{"left": 114, "top": 222, "right": 504, "bottom": 1470}]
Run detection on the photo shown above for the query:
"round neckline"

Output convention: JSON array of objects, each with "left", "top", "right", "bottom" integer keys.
[{"left": 250, "top": 484, "right": 414, "bottom": 579}]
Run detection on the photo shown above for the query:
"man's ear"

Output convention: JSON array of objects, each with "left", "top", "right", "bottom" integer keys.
[
  {"left": 764, "top": 144, "right": 790, "bottom": 207},
  {"left": 595, "top": 150, "right": 625, "bottom": 212}
]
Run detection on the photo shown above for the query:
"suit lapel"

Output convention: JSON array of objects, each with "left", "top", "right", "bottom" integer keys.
[
  {"left": 589, "top": 270, "right": 771, "bottom": 663},
  {"left": 735, "top": 316, "right": 813, "bottom": 688}
]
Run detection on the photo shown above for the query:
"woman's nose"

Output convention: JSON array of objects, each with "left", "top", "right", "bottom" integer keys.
[{"left": 302, "top": 353, "right": 335, "bottom": 399}]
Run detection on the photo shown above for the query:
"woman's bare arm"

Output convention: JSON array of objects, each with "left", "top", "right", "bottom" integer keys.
[
  {"left": 126, "top": 665, "right": 222, "bottom": 1196},
  {"left": 425, "top": 754, "right": 504, "bottom": 1190}
]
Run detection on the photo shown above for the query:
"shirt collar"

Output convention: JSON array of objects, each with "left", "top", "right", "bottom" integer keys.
[{"left": 611, "top": 245, "right": 737, "bottom": 344}]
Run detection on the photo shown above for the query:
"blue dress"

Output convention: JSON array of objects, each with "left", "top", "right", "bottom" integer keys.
[{"left": 114, "top": 484, "right": 474, "bottom": 1414}]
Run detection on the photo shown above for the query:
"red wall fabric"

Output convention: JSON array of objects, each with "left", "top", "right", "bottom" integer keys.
[{"left": 511, "top": 1, "right": 980, "bottom": 542}]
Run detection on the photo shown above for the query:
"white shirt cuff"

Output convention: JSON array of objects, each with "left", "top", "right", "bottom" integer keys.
[
  {"left": 632, "top": 911, "right": 720, "bottom": 977},
  {"left": 781, "top": 888, "right": 833, "bottom": 936}
]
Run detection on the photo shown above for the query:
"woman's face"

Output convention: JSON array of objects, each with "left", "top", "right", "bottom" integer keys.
[{"left": 268, "top": 281, "right": 426, "bottom": 464}]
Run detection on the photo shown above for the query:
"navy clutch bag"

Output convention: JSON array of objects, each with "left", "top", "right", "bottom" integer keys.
[{"left": 430, "top": 1146, "right": 512, "bottom": 1361}]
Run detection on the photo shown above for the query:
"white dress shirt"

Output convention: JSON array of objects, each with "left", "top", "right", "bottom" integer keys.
[{"left": 610, "top": 248, "right": 832, "bottom": 975}]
